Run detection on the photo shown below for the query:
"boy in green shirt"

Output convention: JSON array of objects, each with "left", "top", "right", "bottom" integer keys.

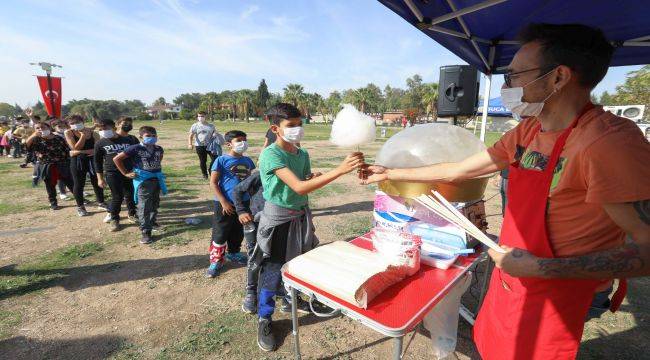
[{"left": 255, "top": 103, "right": 363, "bottom": 352}]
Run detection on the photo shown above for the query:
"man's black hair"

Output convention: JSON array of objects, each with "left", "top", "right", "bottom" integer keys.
[
  {"left": 32, "top": 115, "right": 41, "bottom": 121},
  {"left": 225, "top": 130, "right": 247, "bottom": 143},
  {"left": 197, "top": 111, "right": 206, "bottom": 116},
  {"left": 139, "top": 125, "right": 157, "bottom": 136},
  {"left": 265, "top": 103, "right": 302, "bottom": 125},
  {"left": 117, "top": 116, "right": 132, "bottom": 124},
  {"left": 517, "top": 23, "right": 614, "bottom": 89},
  {"left": 97, "top": 118, "right": 115, "bottom": 128}
]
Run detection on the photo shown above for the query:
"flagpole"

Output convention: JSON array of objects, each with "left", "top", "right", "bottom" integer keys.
[{"left": 46, "top": 71, "right": 56, "bottom": 117}]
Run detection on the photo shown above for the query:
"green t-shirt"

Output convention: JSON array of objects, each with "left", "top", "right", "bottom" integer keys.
[{"left": 259, "top": 143, "right": 311, "bottom": 210}]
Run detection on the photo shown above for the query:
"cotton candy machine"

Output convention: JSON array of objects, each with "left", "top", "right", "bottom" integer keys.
[{"left": 375, "top": 123, "right": 491, "bottom": 202}]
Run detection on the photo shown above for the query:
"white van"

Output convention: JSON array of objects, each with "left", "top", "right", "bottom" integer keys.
[{"left": 603, "top": 105, "right": 649, "bottom": 140}]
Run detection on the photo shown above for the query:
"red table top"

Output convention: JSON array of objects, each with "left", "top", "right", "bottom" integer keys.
[{"left": 283, "top": 234, "right": 479, "bottom": 333}]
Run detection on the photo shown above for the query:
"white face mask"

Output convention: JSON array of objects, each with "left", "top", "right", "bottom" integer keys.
[
  {"left": 40, "top": 129, "right": 51, "bottom": 136},
  {"left": 99, "top": 130, "right": 114, "bottom": 138},
  {"left": 71, "top": 123, "right": 84, "bottom": 131},
  {"left": 281, "top": 126, "right": 304, "bottom": 144},
  {"left": 501, "top": 69, "right": 557, "bottom": 118},
  {"left": 232, "top": 140, "right": 248, "bottom": 154}
]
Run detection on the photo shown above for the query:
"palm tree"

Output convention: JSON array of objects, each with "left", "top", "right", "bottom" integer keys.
[
  {"left": 236, "top": 90, "right": 254, "bottom": 122},
  {"left": 352, "top": 88, "right": 372, "bottom": 113},
  {"left": 283, "top": 83, "right": 304, "bottom": 107},
  {"left": 421, "top": 83, "right": 439, "bottom": 121}
]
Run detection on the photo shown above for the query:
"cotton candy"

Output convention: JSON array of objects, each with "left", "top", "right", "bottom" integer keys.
[{"left": 330, "top": 104, "right": 376, "bottom": 147}]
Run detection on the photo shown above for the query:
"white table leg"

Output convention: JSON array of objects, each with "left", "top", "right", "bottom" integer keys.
[{"left": 291, "top": 286, "right": 302, "bottom": 360}]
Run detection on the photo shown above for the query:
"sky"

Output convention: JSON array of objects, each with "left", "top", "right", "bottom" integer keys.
[{"left": 0, "top": 0, "right": 641, "bottom": 107}]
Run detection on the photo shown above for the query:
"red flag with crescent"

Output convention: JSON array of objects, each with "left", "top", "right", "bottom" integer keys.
[{"left": 36, "top": 76, "right": 62, "bottom": 118}]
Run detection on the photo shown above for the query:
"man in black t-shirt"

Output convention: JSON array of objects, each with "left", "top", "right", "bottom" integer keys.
[{"left": 94, "top": 118, "right": 139, "bottom": 231}]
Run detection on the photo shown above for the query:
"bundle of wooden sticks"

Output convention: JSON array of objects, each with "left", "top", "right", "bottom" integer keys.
[{"left": 415, "top": 191, "right": 505, "bottom": 253}]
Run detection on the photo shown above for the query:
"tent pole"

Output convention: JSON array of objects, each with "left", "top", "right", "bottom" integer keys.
[{"left": 480, "top": 74, "right": 491, "bottom": 142}]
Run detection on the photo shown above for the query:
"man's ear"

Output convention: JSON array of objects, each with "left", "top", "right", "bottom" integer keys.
[
  {"left": 554, "top": 65, "right": 572, "bottom": 91},
  {"left": 270, "top": 124, "right": 280, "bottom": 134}
]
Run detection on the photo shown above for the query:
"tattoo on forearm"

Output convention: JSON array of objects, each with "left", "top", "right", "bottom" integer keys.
[
  {"left": 512, "top": 249, "right": 524, "bottom": 258},
  {"left": 537, "top": 237, "right": 645, "bottom": 278},
  {"left": 632, "top": 199, "right": 650, "bottom": 225}
]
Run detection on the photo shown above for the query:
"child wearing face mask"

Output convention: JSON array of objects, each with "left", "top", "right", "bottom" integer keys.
[
  {"left": 188, "top": 111, "right": 218, "bottom": 179},
  {"left": 253, "top": 103, "right": 364, "bottom": 352},
  {"left": 64, "top": 115, "right": 107, "bottom": 216},
  {"left": 25, "top": 121, "right": 75, "bottom": 210},
  {"left": 113, "top": 126, "right": 167, "bottom": 244},
  {"left": 205, "top": 130, "right": 256, "bottom": 277},
  {"left": 94, "top": 118, "right": 140, "bottom": 232}
]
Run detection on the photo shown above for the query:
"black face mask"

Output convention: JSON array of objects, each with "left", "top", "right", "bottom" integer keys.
[{"left": 121, "top": 124, "right": 133, "bottom": 132}]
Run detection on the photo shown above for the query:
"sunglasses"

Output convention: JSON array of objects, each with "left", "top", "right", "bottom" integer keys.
[{"left": 504, "top": 65, "right": 557, "bottom": 88}]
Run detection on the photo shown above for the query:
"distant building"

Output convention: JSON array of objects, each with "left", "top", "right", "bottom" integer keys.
[
  {"left": 146, "top": 104, "right": 182, "bottom": 118},
  {"left": 381, "top": 111, "right": 405, "bottom": 125}
]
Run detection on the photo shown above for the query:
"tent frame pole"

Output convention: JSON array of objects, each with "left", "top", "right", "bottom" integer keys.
[{"left": 479, "top": 73, "right": 491, "bottom": 142}]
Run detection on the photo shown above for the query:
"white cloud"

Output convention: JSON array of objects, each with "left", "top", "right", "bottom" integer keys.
[{"left": 240, "top": 5, "right": 260, "bottom": 20}]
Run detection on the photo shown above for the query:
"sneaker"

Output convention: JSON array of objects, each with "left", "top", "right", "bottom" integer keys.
[
  {"left": 96, "top": 202, "right": 109, "bottom": 211},
  {"left": 225, "top": 252, "right": 248, "bottom": 265},
  {"left": 76, "top": 206, "right": 88, "bottom": 217},
  {"left": 83, "top": 191, "right": 90, "bottom": 197},
  {"left": 59, "top": 193, "right": 72, "bottom": 201},
  {"left": 204, "top": 262, "right": 224, "bottom": 278},
  {"left": 280, "top": 297, "right": 311, "bottom": 314},
  {"left": 19, "top": 163, "right": 28, "bottom": 168},
  {"left": 242, "top": 292, "right": 257, "bottom": 314},
  {"left": 127, "top": 213, "right": 138, "bottom": 224},
  {"left": 109, "top": 220, "right": 120, "bottom": 232},
  {"left": 140, "top": 230, "right": 153, "bottom": 244},
  {"left": 257, "top": 318, "right": 276, "bottom": 352},
  {"left": 103, "top": 213, "right": 112, "bottom": 223},
  {"left": 50, "top": 204, "right": 61, "bottom": 211}
]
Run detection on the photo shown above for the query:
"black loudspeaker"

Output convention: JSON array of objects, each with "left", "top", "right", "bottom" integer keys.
[{"left": 437, "top": 65, "right": 480, "bottom": 117}]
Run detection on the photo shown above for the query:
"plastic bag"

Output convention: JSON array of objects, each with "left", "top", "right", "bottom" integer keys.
[{"left": 423, "top": 272, "right": 472, "bottom": 359}]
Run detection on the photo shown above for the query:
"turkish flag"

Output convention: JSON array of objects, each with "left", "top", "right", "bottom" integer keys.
[{"left": 37, "top": 76, "right": 62, "bottom": 118}]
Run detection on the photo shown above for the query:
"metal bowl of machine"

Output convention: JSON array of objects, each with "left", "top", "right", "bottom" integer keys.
[{"left": 375, "top": 123, "right": 492, "bottom": 202}]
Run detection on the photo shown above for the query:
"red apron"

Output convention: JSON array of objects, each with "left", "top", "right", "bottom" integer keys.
[{"left": 473, "top": 104, "right": 626, "bottom": 360}]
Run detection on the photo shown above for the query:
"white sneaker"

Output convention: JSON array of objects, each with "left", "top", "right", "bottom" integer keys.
[
  {"left": 59, "top": 194, "right": 72, "bottom": 201},
  {"left": 103, "top": 213, "right": 112, "bottom": 223}
]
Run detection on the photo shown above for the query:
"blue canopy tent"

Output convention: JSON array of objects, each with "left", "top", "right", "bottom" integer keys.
[
  {"left": 377, "top": 0, "right": 650, "bottom": 140},
  {"left": 477, "top": 97, "right": 511, "bottom": 117}
]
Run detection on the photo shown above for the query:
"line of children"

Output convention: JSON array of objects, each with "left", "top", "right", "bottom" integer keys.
[
  {"left": 113, "top": 126, "right": 167, "bottom": 244},
  {"left": 206, "top": 130, "right": 256, "bottom": 277}
]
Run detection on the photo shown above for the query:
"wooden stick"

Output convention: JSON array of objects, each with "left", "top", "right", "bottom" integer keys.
[{"left": 415, "top": 194, "right": 505, "bottom": 253}]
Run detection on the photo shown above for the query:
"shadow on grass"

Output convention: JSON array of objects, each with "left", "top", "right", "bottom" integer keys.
[
  {"left": 0, "top": 255, "right": 207, "bottom": 301},
  {"left": 312, "top": 201, "right": 374, "bottom": 217},
  {"left": 0, "top": 334, "right": 128, "bottom": 360}
]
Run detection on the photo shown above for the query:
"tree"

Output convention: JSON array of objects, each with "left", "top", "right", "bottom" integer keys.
[
  {"left": 325, "top": 91, "right": 342, "bottom": 123},
  {"left": 236, "top": 89, "right": 255, "bottom": 122},
  {"left": 611, "top": 65, "right": 650, "bottom": 120},
  {"left": 283, "top": 83, "right": 304, "bottom": 107},
  {"left": 404, "top": 74, "right": 425, "bottom": 111},
  {"left": 0, "top": 103, "right": 15, "bottom": 117},
  {"left": 153, "top": 97, "right": 167, "bottom": 106},
  {"left": 256, "top": 79, "right": 270, "bottom": 117},
  {"left": 173, "top": 93, "right": 202, "bottom": 112},
  {"left": 383, "top": 85, "right": 406, "bottom": 112},
  {"left": 599, "top": 91, "right": 615, "bottom": 105},
  {"left": 421, "top": 83, "right": 439, "bottom": 120},
  {"left": 199, "top": 92, "right": 220, "bottom": 121}
]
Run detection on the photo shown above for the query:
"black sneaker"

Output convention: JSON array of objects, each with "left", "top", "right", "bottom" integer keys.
[
  {"left": 50, "top": 204, "right": 61, "bottom": 211},
  {"left": 109, "top": 220, "right": 120, "bottom": 232},
  {"left": 127, "top": 213, "right": 138, "bottom": 224},
  {"left": 280, "top": 297, "right": 311, "bottom": 314},
  {"left": 257, "top": 318, "right": 276, "bottom": 352},
  {"left": 242, "top": 292, "right": 257, "bottom": 314},
  {"left": 140, "top": 230, "right": 153, "bottom": 244}
]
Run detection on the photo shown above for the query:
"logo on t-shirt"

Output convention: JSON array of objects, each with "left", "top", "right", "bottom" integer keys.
[
  {"left": 230, "top": 164, "right": 252, "bottom": 181},
  {"left": 515, "top": 145, "right": 567, "bottom": 189}
]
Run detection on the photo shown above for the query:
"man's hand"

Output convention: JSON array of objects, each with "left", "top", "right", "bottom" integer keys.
[
  {"left": 81, "top": 128, "right": 93, "bottom": 138},
  {"left": 239, "top": 212, "right": 253, "bottom": 225},
  {"left": 360, "top": 165, "right": 388, "bottom": 185},
  {"left": 488, "top": 245, "right": 540, "bottom": 278},
  {"left": 222, "top": 202, "right": 235, "bottom": 216},
  {"left": 125, "top": 172, "right": 136, "bottom": 179},
  {"left": 336, "top": 152, "right": 365, "bottom": 175},
  {"left": 98, "top": 177, "right": 106, "bottom": 189},
  {"left": 188, "top": 144, "right": 193, "bottom": 149}
]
